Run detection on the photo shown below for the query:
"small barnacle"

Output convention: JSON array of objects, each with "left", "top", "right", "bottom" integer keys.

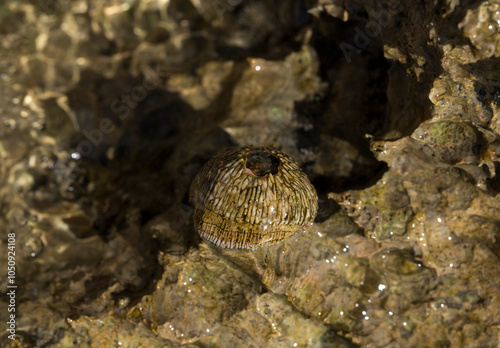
[{"left": 189, "top": 146, "right": 318, "bottom": 250}]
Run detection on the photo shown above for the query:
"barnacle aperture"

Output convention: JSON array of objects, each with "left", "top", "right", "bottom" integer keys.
[{"left": 189, "top": 146, "right": 318, "bottom": 250}]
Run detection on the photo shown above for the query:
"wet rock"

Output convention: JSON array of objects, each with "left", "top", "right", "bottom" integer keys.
[
  {"left": 370, "top": 248, "right": 437, "bottom": 303},
  {"left": 460, "top": 2, "right": 500, "bottom": 59},
  {"left": 222, "top": 44, "right": 324, "bottom": 158},
  {"left": 332, "top": 171, "right": 414, "bottom": 239},
  {"left": 142, "top": 244, "right": 263, "bottom": 342},
  {"left": 411, "top": 121, "right": 484, "bottom": 164},
  {"left": 62, "top": 314, "right": 177, "bottom": 348}
]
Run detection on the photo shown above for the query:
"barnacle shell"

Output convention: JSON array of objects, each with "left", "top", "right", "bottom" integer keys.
[{"left": 189, "top": 146, "right": 318, "bottom": 250}]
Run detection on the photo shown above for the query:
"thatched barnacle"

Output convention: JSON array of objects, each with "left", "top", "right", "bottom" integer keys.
[{"left": 189, "top": 146, "right": 318, "bottom": 250}]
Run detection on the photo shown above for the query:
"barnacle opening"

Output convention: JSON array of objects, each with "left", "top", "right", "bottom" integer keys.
[{"left": 245, "top": 152, "right": 280, "bottom": 177}]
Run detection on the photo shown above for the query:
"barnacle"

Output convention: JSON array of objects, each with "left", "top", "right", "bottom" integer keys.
[{"left": 189, "top": 146, "right": 318, "bottom": 250}]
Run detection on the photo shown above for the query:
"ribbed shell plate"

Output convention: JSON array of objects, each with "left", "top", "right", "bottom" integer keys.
[{"left": 189, "top": 146, "right": 318, "bottom": 250}]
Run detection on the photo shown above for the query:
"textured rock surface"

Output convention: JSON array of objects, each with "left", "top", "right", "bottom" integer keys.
[{"left": 2, "top": 0, "right": 500, "bottom": 347}]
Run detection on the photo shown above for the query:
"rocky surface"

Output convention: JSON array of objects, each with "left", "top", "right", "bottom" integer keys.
[{"left": 2, "top": 0, "right": 500, "bottom": 347}]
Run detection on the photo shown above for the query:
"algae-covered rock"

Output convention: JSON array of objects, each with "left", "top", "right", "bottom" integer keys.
[
  {"left": 412, "top": 121, "right": 484, "bottom": 164},
  {"left": 332, "top": 171, "right": 414, "bottom": 239}
]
